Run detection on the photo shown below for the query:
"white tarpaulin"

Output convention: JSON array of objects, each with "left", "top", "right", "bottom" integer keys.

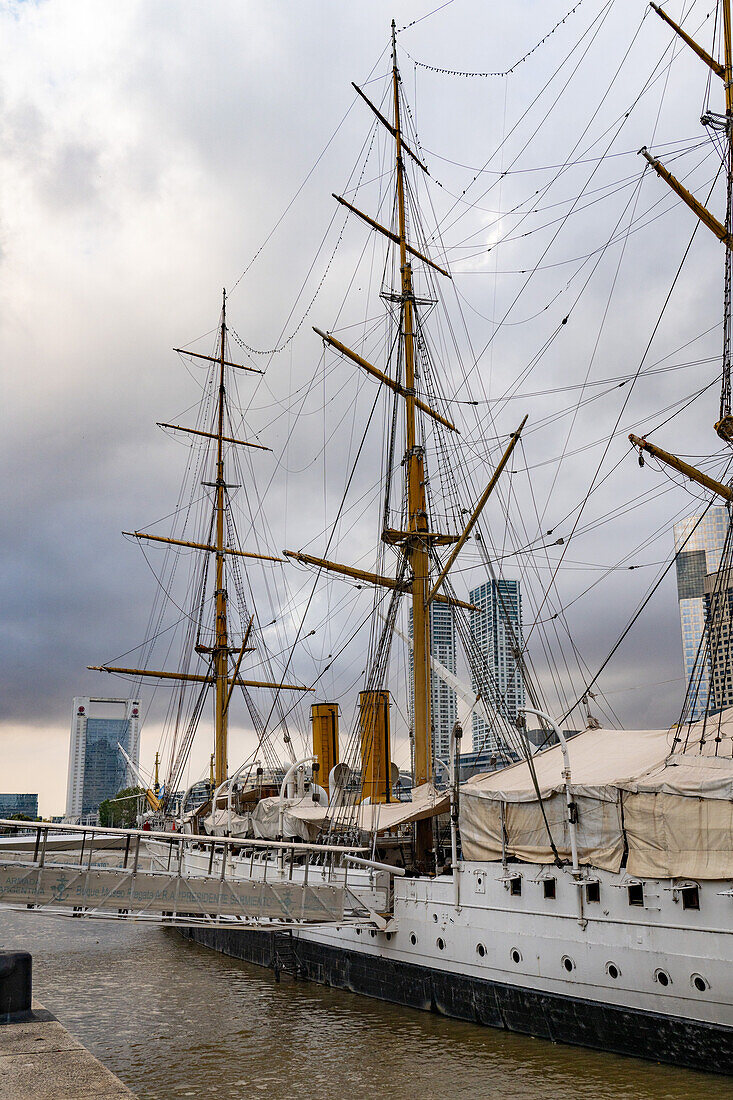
[
  {"left": 460, "top": 788, "right": 624, "bottom": 870},
  {"left": 356, "top": 783, "right": 449, "bottom": 833},
  {"left": 464, "top": 725, "right": 675, "bottom": 799},
  {"left": 460, "top": 724, "right": 674, "bottom": 870},
  {"left": 459, "top": 713, "right": 733, "bottom": 877},
  {"left": 622, "top": 790, "right": 733, "bottom": 879},
  {"left": 250, "top": 796, "right": 328, "bottom": 843},
  {"left": 620, "top": 753, "right": 733, "bottom": 879},
  {"left": 252, "top": 784, "right": 449, "bottom": 841}
]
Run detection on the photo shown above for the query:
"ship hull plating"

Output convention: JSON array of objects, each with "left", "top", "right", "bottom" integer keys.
[{"left": 181, "top": 925, "right": 733, "bottom": 1075}]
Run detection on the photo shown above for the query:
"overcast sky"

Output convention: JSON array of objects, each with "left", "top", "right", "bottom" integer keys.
[{"left": 2, "top": 0, "right": 729, "bottom": 814}]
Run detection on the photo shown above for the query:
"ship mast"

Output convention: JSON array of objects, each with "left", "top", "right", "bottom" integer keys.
[
  {"left": 214, "top": 291, "right": 230, "bottom": 785},
  {"left": 91, "top": 294, "right": 316, "bottom": 800},
  {"left": 390, "top": 23, "right": 434, "bottom": 859},
  {"left": 642, "top": 1, "right": 733, "bottom": 440}
]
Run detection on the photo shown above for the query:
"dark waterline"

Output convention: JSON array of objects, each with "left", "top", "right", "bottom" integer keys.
[{"left": 1, "top": 911, "right": 731, "bottom": 1100}]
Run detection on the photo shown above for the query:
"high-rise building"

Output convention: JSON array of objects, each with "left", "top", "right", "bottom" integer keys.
[
  {"left": 409, "top": 604, "right": 457, "bottom": 766},
  {"left": 0, "top": 794, "right": 38, "bottom": 819},
  {"left": 673, "top": 507, "right": 728, "bottom": 718},
  {"left": 703, "top": 567, "right": 733, "bottom": 713},
  {"left": 65, "top": 697, "right": 141, "bottom": 822},
  {"left": 469, "top": 578, "right": 525, "bottom": 752}
]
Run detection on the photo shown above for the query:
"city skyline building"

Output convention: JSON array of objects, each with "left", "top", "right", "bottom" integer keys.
[
  {"left": 703, "top": 566, "right": 733, "bottom": 713},
  {"left": 65, "top": 697, "right": 140, "bottom": 822},
  {"left": 409, "top": 603, "right": 457, "bottom": 766},
  {"left": 673, "top": 507, "right": 728, "bottom": 719},
  {"left": 469, "top": 577, "right": 525, "bottom": 753},
  {"left": 0, "top": 793, "right": 38, "bottom": 819}
]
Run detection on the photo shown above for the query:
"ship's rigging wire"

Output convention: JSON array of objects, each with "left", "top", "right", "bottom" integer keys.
[
  {"left": 433, "top": 2, "right": 712, "bottom": 249},
  {"left": 400, "top": 0, "right": 587, "bottom": 77},
  {"left": 226, "top": 46, "right": 389, "bottom": 300},
  {"left": 556, "top": 490, "right": 731, "bottom": 728}
]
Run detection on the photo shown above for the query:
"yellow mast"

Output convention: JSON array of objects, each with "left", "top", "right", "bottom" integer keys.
[
  {"left": 214, "top": 290, "right": 229, "bottom": 786},
  {"left": 645, "top": 1, "right": 733, "bottom": 436},
  {"left": 391, "top": 22, "right": 433, "bottom": 859}
]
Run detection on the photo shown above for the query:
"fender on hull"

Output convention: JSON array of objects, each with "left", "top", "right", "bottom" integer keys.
[{"left": 180, "top": 927, "right": 733, "bottom": 1075}]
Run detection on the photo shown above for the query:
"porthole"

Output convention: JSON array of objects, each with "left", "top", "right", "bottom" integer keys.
[
  {"left": 510, "top": 948, "right": 522, "bottom": 965},
  {"left": 476, "top": 943, "right": 486, "bottom": 958},
  {"left": 356, "top": 928, "right": 361, "bottom": 935},
  {"left": 432, "top": 913, "right": 439, "bottom": 923},
  {"left": 606, "top": 962, "right": 620, "bottom": 980},
  {"left": 654, "top": 968, "right": 671, "bottom": 987},
  {"left": 409, "top": 932, "right": 417, "bottom": 946},
  {"left": 370, "top": 929, "right": 376, "bottom": 938},
  {"left": 385, "top": 931, "right": 392, "bottom": 941},
  {"left": 436, "top": 937, "right": 445, "bottom": 951},
  {"left": 562, "top": 955, "right": 575, "bottom": 973},
  {"left": 692, "top": 973, "right": 708, "bottom": 992}
]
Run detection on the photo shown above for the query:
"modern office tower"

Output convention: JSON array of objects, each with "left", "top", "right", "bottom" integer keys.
[
  {"left": 673, "top": 507, "right": 728, "bottom": 718},
  {"left": 0, "top": 794, "right": 38, "bottom": 819},
  {"left": 65, "top": 697, "right": 141, "bottom": 822},
  {"left": 469, "top": 577, "right": 525, "bottom": 752},
  {"left": 409, "top": 604, "right": 457, "bottom": 766},
  {"left": 703, "top": 567, "right": 733, "bottom": 712}
]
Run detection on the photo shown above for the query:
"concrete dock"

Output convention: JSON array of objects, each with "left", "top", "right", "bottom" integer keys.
[
  {"left": 0, "top": 951, "right": 136, "bottom": 1099},
  {"left": 0, "top": 1005, "right": 137, "bottom": 1099}
]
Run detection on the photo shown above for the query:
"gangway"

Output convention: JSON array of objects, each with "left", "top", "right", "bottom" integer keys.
[{"left": 0, "top": 820, "right": 378, "bottom": 931}]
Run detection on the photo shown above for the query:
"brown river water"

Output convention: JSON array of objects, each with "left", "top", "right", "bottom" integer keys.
[{"left": 2, "top": 909, "right": 732, "bottom": 1100}]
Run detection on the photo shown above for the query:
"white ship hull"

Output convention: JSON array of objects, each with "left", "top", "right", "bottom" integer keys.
[{"left": 173, "top": 844, "right": 733, "bottom": 1072}]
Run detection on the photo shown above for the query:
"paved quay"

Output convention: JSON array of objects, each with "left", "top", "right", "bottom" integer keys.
[
  {"left": 0, "top": 949, "right": 136, "bottom": 1099},
  {"left": 0, "top": 1003, "right": 137, "bottom": 1099}
]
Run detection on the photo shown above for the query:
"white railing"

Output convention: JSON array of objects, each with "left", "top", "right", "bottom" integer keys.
[{"left": 0, "top": 819, "right": 374, "bottom": 930}]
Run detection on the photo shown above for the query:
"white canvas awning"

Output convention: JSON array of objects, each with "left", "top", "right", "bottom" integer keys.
[
  {"left": 459, "top": 724, "right": 674, "bottom": 871},
  {"left": 250, "top": 783, "right": 449, "bottom": 842},
  {"left": 619, "top": 751, "right": 733, "bottom": 878},
  {"left": 356, "top": 783, "right": 449, "bottom": 832},
  {"left": 250, "top": 796, "right": 328, "bottom": 842},
  {"left": 459, "top": 712, "right": 733, "bottom": 878}
]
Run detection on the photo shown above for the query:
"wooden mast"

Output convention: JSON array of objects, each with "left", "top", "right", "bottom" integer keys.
[
  {"left": 214, "top": 290, "right": 229, "bottom": 786},
  {"left": 391, "top": 22, "right": 433, "bottom": 861},
  {"left": 720, "top": 0, "right": 733, "bottom": 430},
  {"left": 645, "top": 1, "right": 733, "bottom": 438}
]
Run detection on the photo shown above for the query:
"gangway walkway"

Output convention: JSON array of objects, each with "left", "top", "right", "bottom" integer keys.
[{"left": 0, "top": 820, "right": 373, "bottom": 930}]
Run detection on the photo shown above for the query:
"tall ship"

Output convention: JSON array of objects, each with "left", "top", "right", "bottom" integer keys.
[{"left": 7, "top": 5, "right": 733, "bottom": 1077}]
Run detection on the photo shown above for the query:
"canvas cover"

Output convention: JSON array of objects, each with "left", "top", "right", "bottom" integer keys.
[
  {"left": 460, "top": 787, "right": 625, "bottom": 871},
  {"left": 250, "top": 796, "right": 328, "bottom": 842},
  {"left": 460, "top": 725, "right": 673, "bottom": 866},
  {"left": 250, "top": 784, "right": 448, "bottom": 842},
  {"left": 356, "top": 783, "right": 449, "bottom": 833},
  {"left": 620, "top": 753, "right": 733, "bottom": 878},
  {"left": 458, "top": 720, "right": 733, "bottom": 877}
]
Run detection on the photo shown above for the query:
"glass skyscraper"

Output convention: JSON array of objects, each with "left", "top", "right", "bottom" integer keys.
[
  {"left": 65, "top": 697, "right": 141, "bottom": 821},
  {"left": 0, "top": 794, "right": 38, "bottom": 818},
  {"left": 469, "top": 578, "right": 525, "bottom": 752},
  {"left": 673, "top": 507, "right": 728, "bottom": 719},
  {"left": 409, "top": 604, "right": 457, "bottom": 766}
]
